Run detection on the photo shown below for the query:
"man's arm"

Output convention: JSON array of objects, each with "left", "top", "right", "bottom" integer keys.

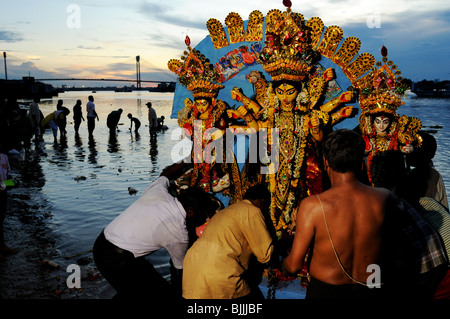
[
  {"left": 282, "top": 197, "right": 316, "bottom": 275},
  {"left": 241, "top": 207, "right": 274, "bottom": 264},
  {"left": 160, "top": 158, "right": 190, "bottom": 180},
  {"left": 94, "top": 106, "right": 99, "bottom": 121}
]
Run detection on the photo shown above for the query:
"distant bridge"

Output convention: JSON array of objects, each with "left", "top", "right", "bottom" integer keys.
[
  {"left": 3, "top": 53, "right": 175, "bottom": 87},
  {"left": 36, "top": 56, "right": 174, "bottom": 88},
  {"left": 35, "top": 78, "right": 174, "bottom": 84}
]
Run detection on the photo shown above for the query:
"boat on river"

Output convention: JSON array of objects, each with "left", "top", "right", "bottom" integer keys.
[{"left": 411, "top": 81, "right": 450, "bottom": 98}]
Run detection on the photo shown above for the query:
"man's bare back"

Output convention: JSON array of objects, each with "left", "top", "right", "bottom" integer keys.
[
  {"left": 296, "top": 179, "right": 391, "bottom": 285},
  {"left": 283, "top": 129, "right": 395, "bottom": 296}
]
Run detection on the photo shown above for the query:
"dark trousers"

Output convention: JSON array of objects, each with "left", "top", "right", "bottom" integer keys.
[
  {"left": 74, "top": 118, "right": 82, "bottom": 133},
  {"left": 306, "top": 277, "right": 384, "bottom": 300},
  {"left": 87, "top": 117, "right": 96, "bottom": 136},
  {"left": 93, "top": 231, "right": 172, "bottom": 299}
]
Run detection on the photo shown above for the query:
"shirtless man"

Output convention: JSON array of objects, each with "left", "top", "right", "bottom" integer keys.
[{"left": 282, "top": 129, "right": 393, "bottom": 299}]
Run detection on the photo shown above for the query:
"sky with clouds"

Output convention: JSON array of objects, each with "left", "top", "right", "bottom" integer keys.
[{"left": 0, "top": 0, "right": 449, "bottom": 87}]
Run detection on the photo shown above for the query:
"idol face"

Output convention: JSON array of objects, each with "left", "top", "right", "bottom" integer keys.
[
  {"left": 195, "top": 99, "right": 210, "bottom": 117},
  {"left": 374, "top": 115, "right": 391, "bottom": 134},
  {"left": 275, "top": 83, "right": 298, "bottom": 109}
]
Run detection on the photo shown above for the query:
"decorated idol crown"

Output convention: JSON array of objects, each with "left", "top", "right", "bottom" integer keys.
[
  {"left": 182, "top": 0, "right": 378, "bottom": 87},
  {"left": 258, "top": 5, "right": 320, "bottom": 82},
  {"left": 355, "top": 46, "right": 409, "bottom": 115},
  {"left": 168, "top": 36, "right": 224, "bottom": 99}
]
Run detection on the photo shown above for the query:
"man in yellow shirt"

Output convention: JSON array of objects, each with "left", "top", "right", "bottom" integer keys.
[{"left": 182, "top": 184, "right": 274, "bottom": 299}]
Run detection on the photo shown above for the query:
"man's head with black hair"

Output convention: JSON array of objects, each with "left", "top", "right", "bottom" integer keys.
[
  {"left": 244, "top": 184, "right": 271, "bottom": 201},
  {"left": 323, "top": 129, "right": 366, "bottom": 175},
  {"left": 243, "top": 184, "right": 271, "bottom": 215},
  {"left": 177, "top": 188, "right": 222, "bottom": 247},
  {"left": 406, "top": 131, "right": 437, "bottom": 168},
  {"left": 177, "top": 188, "right": 220, "bottom": 228},
  {"left": 371, "top": 150, "right": 406, "bottom": 189}
]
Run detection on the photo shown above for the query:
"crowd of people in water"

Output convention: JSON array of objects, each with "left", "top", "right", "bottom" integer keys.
[
  {"left": 0, "top": 96, "right": 167, "bottom": 154},
  {"left": 0, "top": 94, "right": 166, "bottom": 264}
]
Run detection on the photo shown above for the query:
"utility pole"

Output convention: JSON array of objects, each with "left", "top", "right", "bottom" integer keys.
[
  {"left": 3, "top": 52, "right": 7, "bottom": 80},
  {"left": 136, "top": 55, "right": 141, "bottom": 89}
]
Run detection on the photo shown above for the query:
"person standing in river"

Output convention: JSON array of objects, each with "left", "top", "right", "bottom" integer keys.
[
  {"left": 56, "top": 99, "right": 70, "bottom": 137},
  {"left": 107, "top": 108, "right": 123, "bottom": 136},
  {"left": 127, "top": 113, "right": 141, "bottom": 133},
  {"left": 41, "top": 108, "right": 71, "bottom": 143},
  {"left": 28, "top": 97, "right": 42, "bottom": 142},
  {"left": 147, "top": 102, "right": 157, "bottom": 140},
  {"left": 86, "top": 95, "right": 99, "bottom": 138},
  {"left": 73, "top": 99, "right": 85, "bottom": 134}
]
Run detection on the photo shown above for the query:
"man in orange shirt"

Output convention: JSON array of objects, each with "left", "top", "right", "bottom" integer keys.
[{"left": 182, "top": 184, "right": 274, "bottom": 299}]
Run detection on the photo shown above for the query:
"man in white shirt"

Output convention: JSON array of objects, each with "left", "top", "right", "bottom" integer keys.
[
  {"left": 93, "top": 160, "right": 219, "bottom": 299},
  {"left": 86, "top": 95, "right": 99, "bottom": 138},
  {"left": 147, "top": 102, "right": 157, "bottom": 139}
]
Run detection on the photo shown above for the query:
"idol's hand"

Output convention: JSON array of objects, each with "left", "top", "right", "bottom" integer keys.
[
  {"left": 365, "top": 142, "right": 372, "bottom": 154},
  {"left": 204, "top": 128, "right": 223, "bottom": 141},
  {"left": 323, "top": 68, "right": 335, "bottom": 81},
  {"left": 340, "top": 106, "right": 354, "bottom": 118},
  {"left": 339, "top": 91, "right": 354, "bottom": 103},
  {"left": 227, "top": 106, "right": 248, "bottom": 119},
  {"left": 227, "top": 109, "right": 239, "bottom": 119},
  {"left": 231, "top": 87, "right": 244, "bottom": 102},
  {"left": 310, "top": 113, "right": 320, "bottom": 129},
  {"left": 401, "top": 144, "right": 414, "bottom": 154}
]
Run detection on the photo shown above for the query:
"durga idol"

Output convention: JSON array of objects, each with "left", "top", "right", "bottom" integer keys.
[{"left": 228, "top": 7, "right": 357, "bottom": 235}]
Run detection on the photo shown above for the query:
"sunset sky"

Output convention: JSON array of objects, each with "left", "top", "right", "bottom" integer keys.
[{"left": 1, "top": 0, "right": 449, "bottom": 87}]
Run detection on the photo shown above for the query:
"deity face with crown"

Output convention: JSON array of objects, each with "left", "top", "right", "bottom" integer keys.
[
  {"left": 194, "top": 98, "right": 212, "bottom": 119},
  {"left": 275, "top": 82, "right": 299, "bottom": 110},
  {"left": 373, "top": 113, "right": 392, "bottom": 135},
  {"left": 356, "top": 46, "right": 422, "bottom": 185}
]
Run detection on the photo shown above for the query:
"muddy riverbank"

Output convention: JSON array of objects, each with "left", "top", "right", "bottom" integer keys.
[{"left": 0, "top": 150, "right": 113, "bottom": 299}]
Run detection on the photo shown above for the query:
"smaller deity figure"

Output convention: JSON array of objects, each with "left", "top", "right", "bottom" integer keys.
[
  {"left": 169, "top": 37, "right": 232, "bottom": 193},
  {"left": 355, "top": 46, "right": 422, "bottom": 186}
]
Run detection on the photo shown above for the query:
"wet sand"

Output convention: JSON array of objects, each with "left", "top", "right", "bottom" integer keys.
[{"left": 0, "top": 151, "right": 113, "bottom": 299}]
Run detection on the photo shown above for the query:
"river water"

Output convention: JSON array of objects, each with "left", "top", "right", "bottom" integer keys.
[{"left": 2, "top": 90, "right": 450, "bottom": 299}]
